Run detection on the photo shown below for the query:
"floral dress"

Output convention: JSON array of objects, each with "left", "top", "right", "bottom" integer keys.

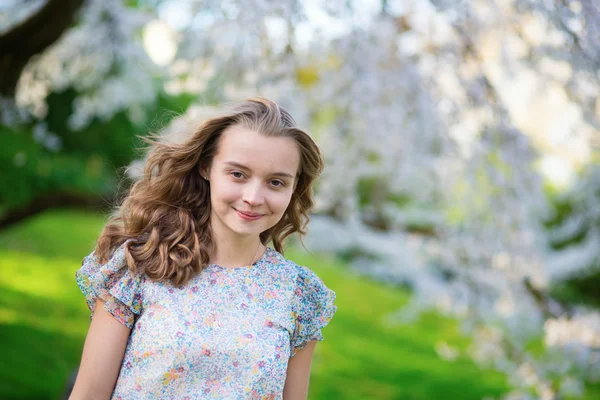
[{"left": 76, "top": 243, "right": 337, "bottom": 399}]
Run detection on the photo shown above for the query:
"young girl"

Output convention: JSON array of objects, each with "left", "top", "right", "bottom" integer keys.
[{"left": 69, "top": 98, "right": 337, "bottom": 400}]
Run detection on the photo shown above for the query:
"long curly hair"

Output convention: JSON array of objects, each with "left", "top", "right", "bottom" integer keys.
[{"left": 94, "top": 98, "right": 324, "bottom": 286}]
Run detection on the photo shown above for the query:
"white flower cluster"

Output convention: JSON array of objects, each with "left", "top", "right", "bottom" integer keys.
[
  {"left": 8, "top": 0, "right": 160, "bottom": 129},
  {"left": 305, "top": 16, "right": 449, "bottom": 226},
  {"left": 0, "top": 0, "right": 46, "bottom": 33}
]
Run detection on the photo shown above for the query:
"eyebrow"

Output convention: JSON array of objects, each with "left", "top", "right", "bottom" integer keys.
[{"left": 224, "top": 161, "right": 296, "bottom": 179}]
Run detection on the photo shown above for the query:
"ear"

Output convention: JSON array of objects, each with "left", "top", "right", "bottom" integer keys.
[{"left": 199, "top": 164, "right": 211, "bottom": 181}]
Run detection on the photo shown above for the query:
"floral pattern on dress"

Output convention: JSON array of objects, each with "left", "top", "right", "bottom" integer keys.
[
  {"left": 76, "top": 242, "right": 337, "bottom": 399},
  {"left": 76, "top": 245, "right": 143, "bottom": 329}
]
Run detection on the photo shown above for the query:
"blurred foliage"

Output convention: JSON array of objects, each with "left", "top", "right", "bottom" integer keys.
[
  {"left": 544, "top": 184, "right": 600, "bottom": 307},
  {"left": 551, "top": 269, "right": 600, "bottom": 309},
  {"left": 0, "top": 89, "right": 196, "bottom": 220},
  {"left": 1, "top": 122, "right": 110, "bottom": 211}
]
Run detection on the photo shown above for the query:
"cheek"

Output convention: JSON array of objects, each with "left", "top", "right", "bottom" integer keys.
[
  {"left": 211, "top": 181, "right": 240, "bottom": 205},
  {"left": 269, "top": 191, "right": 294, "bottom": 214}
]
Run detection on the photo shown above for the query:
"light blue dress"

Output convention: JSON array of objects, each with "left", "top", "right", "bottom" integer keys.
[{"left": 76, "top": 243, "right": 337, "bottom": 399}]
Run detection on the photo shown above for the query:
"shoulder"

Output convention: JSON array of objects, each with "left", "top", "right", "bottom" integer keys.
[
  {"left": 77, "top": 241, "right": 145, "bottom": 329},
  {"left": 82, "top": 242, "right": 125, "bottom": 266},
  {"left": 80, "top": 241, "right": 144, "bottom": 281},
  {"left": 262, "top": 247, "right": 323, "bottom": 283},
  {"left": 262, "top": 247, "right": 335, "bottom": 303}
]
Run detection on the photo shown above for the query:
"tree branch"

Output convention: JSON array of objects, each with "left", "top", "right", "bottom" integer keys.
[
  {"left": 0, "top": 191, "right": 114, "bottom": 230},
  {"left": 0, "top": 0, "right": 85, "bottom": 97}
]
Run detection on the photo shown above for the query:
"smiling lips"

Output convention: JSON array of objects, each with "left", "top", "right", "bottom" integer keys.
[{"left": 235, "top": 209, "right": 265, "bottom": 221}]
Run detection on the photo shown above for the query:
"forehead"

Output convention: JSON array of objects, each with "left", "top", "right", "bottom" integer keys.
[{"left": 214, "top": 125, "right": 300, "bottom": 175}]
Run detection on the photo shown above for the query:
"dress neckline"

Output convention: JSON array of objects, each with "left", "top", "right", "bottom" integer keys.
[{"left": 206, "top": 246, "right": 272, "bottom": 271}]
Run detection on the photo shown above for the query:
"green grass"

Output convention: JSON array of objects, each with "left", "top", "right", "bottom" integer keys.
[
  {"left": 0, "top": 211, "right": 106, "bottom": 400},
  {"left": 0, "top": 209, "right": 554, "bottom": 399}
]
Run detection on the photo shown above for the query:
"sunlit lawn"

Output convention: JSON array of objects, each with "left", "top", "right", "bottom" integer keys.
[{"left": 0, "top": 209, "right": 515, "bottom": 399}]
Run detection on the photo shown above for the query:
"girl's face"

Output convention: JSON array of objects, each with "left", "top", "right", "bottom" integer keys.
[{"left": 207, "top": 125, "right": 300, "bottom": 241}]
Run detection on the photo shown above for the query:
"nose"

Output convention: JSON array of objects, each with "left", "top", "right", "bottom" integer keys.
[{"left": 242, "top": 180, "right": 265, "bottom": 206}]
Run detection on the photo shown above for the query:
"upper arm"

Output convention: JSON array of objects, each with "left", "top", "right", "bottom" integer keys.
[
  {"left": 283, "top": 340, "right": 317, "bottom": 400},
  {"left": 69, "top": 300, "right": 131, "bottom": 400}
]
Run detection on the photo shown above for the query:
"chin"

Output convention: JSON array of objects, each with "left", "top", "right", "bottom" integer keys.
[
  {"left": 233, "top": 220, "right": 280, "bottom": 238},
  {"left": 231, "top": 227, "right": 262, "bottom": 237},
  {"left": 228, "top": 220, "right": 268, "bottom": 237}
]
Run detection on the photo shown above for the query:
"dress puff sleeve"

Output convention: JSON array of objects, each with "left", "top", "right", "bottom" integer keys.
[
  {"left": 290, "top": 265, "right": 337, "bottom": 357},
  {"left": 75, "top": 242, "right": 143, "bottom": 329}
]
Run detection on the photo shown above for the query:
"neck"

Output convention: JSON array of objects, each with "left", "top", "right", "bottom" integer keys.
[{"left": 209, "top": 221, "right": 264, "bottom": 268}]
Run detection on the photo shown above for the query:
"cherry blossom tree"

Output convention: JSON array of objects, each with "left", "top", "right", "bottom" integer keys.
[{"left": 2, "top": 1, "right": 599, "bottom": 398}]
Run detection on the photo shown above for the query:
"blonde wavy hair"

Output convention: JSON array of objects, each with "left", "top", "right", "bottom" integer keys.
[{"left": 95, "top": 97, "right": 324, "bottom": 286}]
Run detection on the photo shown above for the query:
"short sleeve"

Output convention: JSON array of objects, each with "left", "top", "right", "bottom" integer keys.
[
  {"left": 75, "top": 242, "right": 143, "bottom": 329},
  {"left": 290, "top": 265, "right": 337, "bottom": 357}
]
